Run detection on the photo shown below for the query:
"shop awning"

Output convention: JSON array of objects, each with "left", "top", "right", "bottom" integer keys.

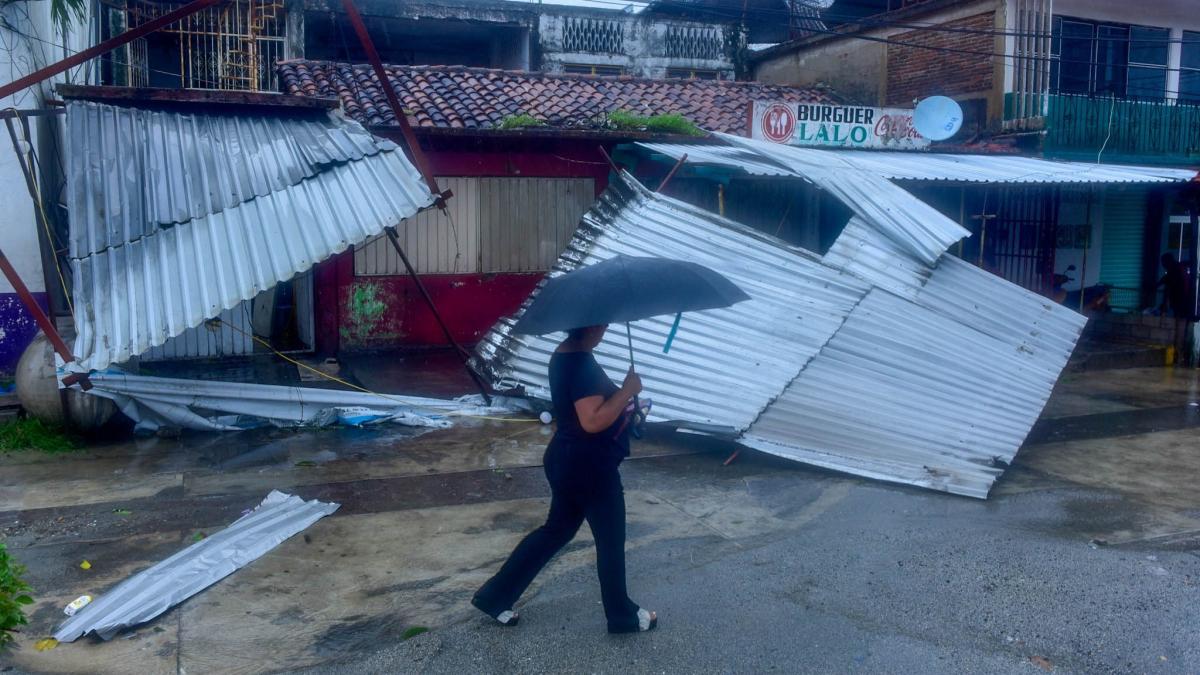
[
  {"left": 65, "top": 100, "right": 435, "bottom": 372},
  {"left": 637, "top": 141, "right": 1198, "bottom": 184}
]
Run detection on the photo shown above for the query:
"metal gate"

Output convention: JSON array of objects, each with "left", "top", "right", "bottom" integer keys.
[{"left": 959, "top": 187, "right": 1059, "bottom": 294}]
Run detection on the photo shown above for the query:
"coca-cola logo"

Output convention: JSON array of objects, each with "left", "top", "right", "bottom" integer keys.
[{"left": 874, "top": 113, "right": 923, "bottom": 141}]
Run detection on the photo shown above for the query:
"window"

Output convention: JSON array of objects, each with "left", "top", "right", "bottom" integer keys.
[
  {"left": 1127, "top": 26, "right": 1169, "bottom": 99},
  {"left": 1050, "top": 17, "right": 1169, "bottom": 100},
  {"left": 666, "top": 68, "right": 720, "bottom": 80},
  {"left": 562, "top": 64, "right": 625, "bottom": 76},
  {"left": 99, "top": 0, "right": 287, "bottom": 92},
  {"left": 1182, "top": 31, "right": 1200, "bottom": 103}
]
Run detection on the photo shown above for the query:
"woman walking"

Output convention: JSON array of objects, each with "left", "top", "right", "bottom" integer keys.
[{"left": 472, "top": 324, "right": 657, "bottom": 634}]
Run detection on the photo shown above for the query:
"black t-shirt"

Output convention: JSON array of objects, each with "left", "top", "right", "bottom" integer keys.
[{"left": 548, "top": 351, "right": 630, "bottom": 461}]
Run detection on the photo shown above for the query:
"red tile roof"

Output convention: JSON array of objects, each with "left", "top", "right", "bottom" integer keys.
[{"left": 277, "top": 61, "right": 841, "bottom": 135}]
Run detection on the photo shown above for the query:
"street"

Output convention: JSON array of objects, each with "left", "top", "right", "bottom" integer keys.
[{"left": 1, "top": 366, "right": 1198, "bottom": 674}]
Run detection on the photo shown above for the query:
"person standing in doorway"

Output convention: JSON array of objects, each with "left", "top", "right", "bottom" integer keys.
[
  {"left": 472, "top": 324, "right": 658, "bottom": 634},
  {"left": 1157, "top": 254, "right": 1193, "bottom": 365}
]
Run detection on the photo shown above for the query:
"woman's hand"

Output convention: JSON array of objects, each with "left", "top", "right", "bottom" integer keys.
[
  {"left": 575, "top": 369, "right": 641, "bottom": 434},
  {"left": 620, "top": 367, "right": 643, "bottom": 398}
]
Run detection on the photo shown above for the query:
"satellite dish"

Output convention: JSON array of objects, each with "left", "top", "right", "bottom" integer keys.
[{"left": 913, "top": 96, "right": 964, "bottom": 141}]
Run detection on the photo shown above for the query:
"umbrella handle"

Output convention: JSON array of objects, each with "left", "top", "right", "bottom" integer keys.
[{"left": 625, "top": 322, "right": 644, "bottom": 439}]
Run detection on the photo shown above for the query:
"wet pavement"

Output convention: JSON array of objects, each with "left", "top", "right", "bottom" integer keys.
[{"left": 0, "top": 366, "right": 1198, "bottom": 673}]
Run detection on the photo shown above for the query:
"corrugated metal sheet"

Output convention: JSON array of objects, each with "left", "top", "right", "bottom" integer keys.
[
  {"left": 355, "top": 177, "right": 481, "bottom": 275},
  {"left": 743, "top": 258, "right": 1087, "bottom": 499},
  {"left": 142, "top": 304, "right": 254, "bottom": 362},
  {"left": 353, "top": 177, "right": 595, "bottom": 275},
  {"left": 715, "top": 133, "right": 970, "bottom": 266},
  {"left": 55, "top": 491, "right": 338, "bottom": 642},
  {"left": 480, "top": 177, "right": 595, "bottom": 273},
  {"left": 821, "top": 217, "right": 930, "bottom": 300},
  {"left": 635, "top": 142, "right": 1198, "bottom": 184},
  {"left": 67, "top": 101, "right": 393, "bottom": 258},
  {"left": 68, "top": 102, "right": 434, "bottom": 372},
  {"left": 473, "top": 172, "right": 870, "bottom": 431},
  {"left": 638, "top": 142, "right": 795, "bottom": 177},
  {"left": 475, "top": 170, "right": 1086, "bottom": 499}
]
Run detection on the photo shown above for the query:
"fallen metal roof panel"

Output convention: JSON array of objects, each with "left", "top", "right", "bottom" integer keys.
[
  {"left": 634, "top": 142, "right": 1198, "bottom": 184},
  {"left": 67, "top": 100, "right": 394, "bottom": 258},
  {"left": 742, "top": 259, "right": 1086, "bottom": 499},
  {"left": 68, "top": 103, "right": 434, "bottom": 372},
  {"left": 821, "top": 216, "right": 930, "bottom": 300},
  {"left": 55, "top": 490, "right": 338, "bottom": 642},
  {"left": 473, "top": 171, "right": 870, "bottom": 431},
  {"left": 715, "top": 133, "right": 970, "bottom": 266},
  {"left": 475, "top": 171, "right": 1084, "bottom": 498},
  {"left": 637, "top": 142, "right": 795, "bottom": 177}
]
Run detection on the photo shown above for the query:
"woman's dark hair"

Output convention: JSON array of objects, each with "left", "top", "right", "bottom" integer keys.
[{"left": 567, "top": 327, "right": 588, "bottom": 341}]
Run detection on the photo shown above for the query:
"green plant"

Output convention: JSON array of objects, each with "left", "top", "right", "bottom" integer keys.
[
  {"left": 606, "top": 110, "right": 704, "bottom": 137},
  {"left": 401, "top": 626, "right": 429, "bottom": 640},
  {"left": 498, "top": 114, "right": 545, "bottom": 130},
  {"left": 0, "top": 543, "right": 34, "bottom": 650},
  {"left": 0, "top": 418, "right": 81, "bottom": 454}
]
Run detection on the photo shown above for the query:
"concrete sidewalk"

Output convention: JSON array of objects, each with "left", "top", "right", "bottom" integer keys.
[{"left": 1, "top": 367, "right": 1199, "bottom": 673}]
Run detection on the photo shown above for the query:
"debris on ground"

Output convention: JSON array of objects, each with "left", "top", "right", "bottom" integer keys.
[
  {"left": 61, "top": 372, "right": 516, "bottom": 434},
  {"left": 1029, "top": 655, "right": 1054, "bottom": 671},
  {"left": 34, "top": 637, "right": 58, "bottom": 651},
  {"left": 78, "top": 560, "right": 91, "bottom": 570},
  {"left": 54, "top": 491, "right": 338, "bottom": 643},
  {"left": 63, "top": 595, "right": 92, "bottom": 617}
]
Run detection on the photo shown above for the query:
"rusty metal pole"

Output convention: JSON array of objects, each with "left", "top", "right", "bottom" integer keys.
[
  {"left": 382, "top": 227, "right": 492, "bottom": 404},
  {"left": 0, "top": 246, "right": 89, "bottom": 389},
  {"left": 339, "top": 0, "right": 500, "bottom": 402},
  {"left": 339, "top": 0, "right": 446, "bottom": 205},
  {"left": 655, "top": 153, "right": 688, "bottom": 193}
]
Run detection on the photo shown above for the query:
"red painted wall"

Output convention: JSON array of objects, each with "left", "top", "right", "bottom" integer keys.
[
  {"left": 314, "top": 134, "right": 618, "bottom": 354},
  {"left": 338, "top": 273, "right": 542, "bottom": 349}
]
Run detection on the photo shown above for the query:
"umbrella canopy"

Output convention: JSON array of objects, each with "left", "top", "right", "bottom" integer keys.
[{"left": 513, "top": 255, "right": 750, "bottom": 335}]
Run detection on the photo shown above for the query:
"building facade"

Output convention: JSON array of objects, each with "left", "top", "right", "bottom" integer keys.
[{"left": 750, "top": 0, "right": 1200, "bottom": 318}]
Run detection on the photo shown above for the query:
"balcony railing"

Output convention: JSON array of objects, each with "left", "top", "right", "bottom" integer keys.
[{"left": 1038, "top": 94, "right": 1200, "bottom": 164}]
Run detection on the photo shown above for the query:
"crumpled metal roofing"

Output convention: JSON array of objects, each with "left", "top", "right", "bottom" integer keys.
[
  {"left": 77, "top": 370, "right": 514, "bottom": 432},
  {"left": 55, "top": 490, "right": 338, "bottom": 642},
  {"left": 67, "top": 102, "right": 434, "bottom": 372},
  {"left": 742, "top": 257, "right": 1087, "bottom": 499},
  {"left": 67, "top": 100, "right": 395, "bottom": 258},
  {"left": 715, "top": 133, "right": 970, "bottom": 266},
  {"left": 636, "top": 141, "right": 1198, "bottom": 184},
  {"left": 474, "top": 172, "right": 869, "bottom": 432},
  {"left": 475, "top": 171, "right": 1085, "bottom": 498}
]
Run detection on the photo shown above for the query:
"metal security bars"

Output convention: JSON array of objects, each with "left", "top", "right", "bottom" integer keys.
[
  {"left": 100, "top": 0, "right": 286, "bottom": 92},
  {"left": 561, "top": 17, "right": 624, "bottom": 54}
]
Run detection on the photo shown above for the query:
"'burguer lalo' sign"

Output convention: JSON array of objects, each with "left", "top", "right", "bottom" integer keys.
[{"left": 750, "top": 101, "right": 930, "bottom": 150}]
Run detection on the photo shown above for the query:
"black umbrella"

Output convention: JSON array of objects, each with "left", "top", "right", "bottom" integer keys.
[
  {"left": 513, "top": 255, "right": 750, "bottom": 336},
  {"left": 514, "top": 255, "right": 751, "bottom": 436}
]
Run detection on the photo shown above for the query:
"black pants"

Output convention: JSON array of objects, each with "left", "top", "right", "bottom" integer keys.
[{"left": 473, "top": 442, "right": 640, "bottom": 632}]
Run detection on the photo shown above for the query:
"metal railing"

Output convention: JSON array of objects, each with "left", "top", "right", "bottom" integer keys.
[{"left": 1041, "top": 94, "right": 1200, "bottom": 163}]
